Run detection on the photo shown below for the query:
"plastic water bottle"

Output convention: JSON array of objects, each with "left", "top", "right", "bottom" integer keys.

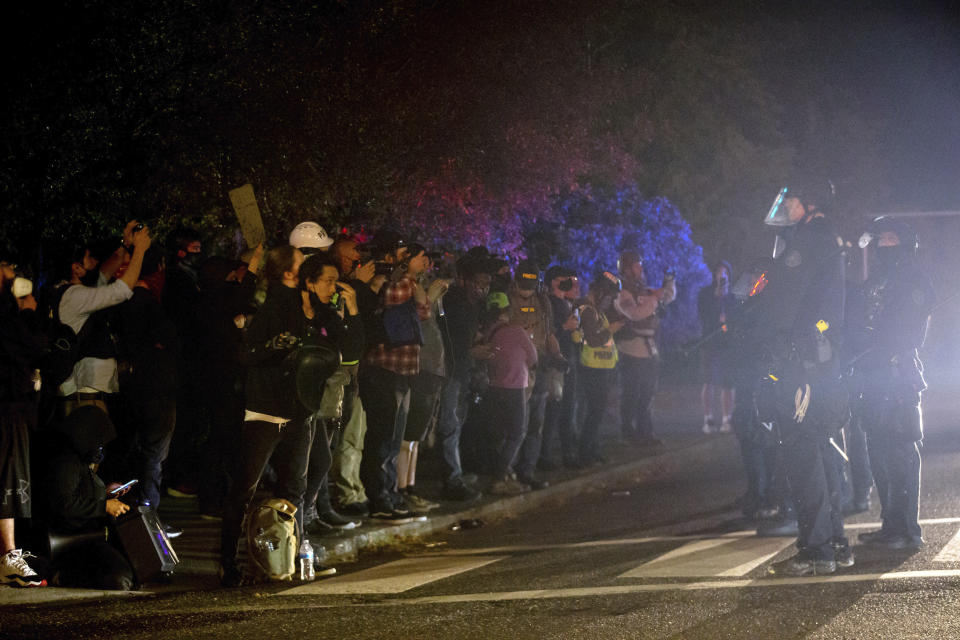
[{"left": 299, "top": 539, "right": 315, "bottom": 581}]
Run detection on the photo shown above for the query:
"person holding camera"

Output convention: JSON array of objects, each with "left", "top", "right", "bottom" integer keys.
[
  {"left": 698, "top": 260, "right": 736, "bottom": 433},
  {"left": 507, "top": 260, "right": 561, "bottom": 490},
  {"left": 613, "top": 250, "right": 675, "bottom": 446},
  {"left": 578, "top": 272, "right": 624, "bottom": 465},
  {"left": 55, "top": 221, "right": 152, "bottom": 418},
  {"left": 359, "top": 238, "right": 431, "bottom": 522},
  {"left": 541, "top": 265, "right": 581, "bottom": 469}
]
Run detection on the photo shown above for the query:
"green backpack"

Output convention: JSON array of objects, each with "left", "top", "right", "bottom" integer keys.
[{"left": 246, "top": 498, "right": 299, "bottom": 581}]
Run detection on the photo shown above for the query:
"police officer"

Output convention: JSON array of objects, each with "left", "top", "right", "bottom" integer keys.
[
  {"left": 508, "top": 260, "right": 562, "bottom": 489},
  {"left": 853, "top": 217, "right": 934, "bottom": 550},
  {"left": 752, "top": 178, "right": 853, "bottom": 576}
]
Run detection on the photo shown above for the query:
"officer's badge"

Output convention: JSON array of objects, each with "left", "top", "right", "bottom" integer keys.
[{"left": 785, "top": 250, "right": 802, "bottom": 268}]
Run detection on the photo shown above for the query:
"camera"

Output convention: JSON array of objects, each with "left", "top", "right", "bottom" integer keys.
[
  {"left": 374, "top": 262, "right": 397, "bottom": 277},
  {"left": 133, "top": 222, "right": 144, "bottom": 233}
]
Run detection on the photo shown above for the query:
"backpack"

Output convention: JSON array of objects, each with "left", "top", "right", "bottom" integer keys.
[
  {"left": 380, "top": 298, "right": 424, "bottom": 347},
  {"left": 246, "top": 498, "right": 299, "bottom": 581},
  {"left": 39, "top": 284, "right": 83, "bottom": 388}
]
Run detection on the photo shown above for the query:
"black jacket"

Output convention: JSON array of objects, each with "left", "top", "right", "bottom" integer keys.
[
  {"left": 41, "top": 406, "right": 116, "bottom": 532},
  {"left": 0, "top": 292, "right": 44, "bottom": 402},
  {"left": 243, "top": 285, "right": 309, "bottom": 419}
]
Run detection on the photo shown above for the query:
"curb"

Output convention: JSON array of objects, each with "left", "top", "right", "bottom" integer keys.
[{"left": 179, "top": 435, "right": 735, "bottom": 575}]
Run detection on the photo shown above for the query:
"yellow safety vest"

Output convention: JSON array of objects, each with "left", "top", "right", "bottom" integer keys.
[{"left": 580, "top": 309, "right": 618, "bottom": 369}]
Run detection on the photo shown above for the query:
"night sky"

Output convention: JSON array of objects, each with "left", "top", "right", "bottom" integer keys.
[
  {"left": 763, "top": 2, "right": 960, "bottom": 210},
  {"left": 1, "top": 0, "right": 958, "bottom": 258}
]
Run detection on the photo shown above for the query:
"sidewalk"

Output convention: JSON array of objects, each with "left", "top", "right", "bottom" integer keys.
[{"left": 1, "top": 383, "right": 739, "bottom": 605}]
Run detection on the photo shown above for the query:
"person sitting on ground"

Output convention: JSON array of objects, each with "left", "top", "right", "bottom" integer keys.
[{"left": 39, "top": 405, "right": 136, "bottom": 591}]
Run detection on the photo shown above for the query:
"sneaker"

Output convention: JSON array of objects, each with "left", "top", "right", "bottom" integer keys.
[
  {"left": 702, "top": 417, "right": 716, "bottom": 434},
  {"left": 339, "top": 501, "right": 370, "bottom": 517},
  {"left": 517, "top": 475, "right": 549, "bottom": 491},
  {"left": 490, "top": 476, "right": 531, "bottom": 496},
  {"left": 769, "top": 554, "right": 836, "bottom": 577},
  {"left": 865, "top": 533, "right": 925, "bottom": 550},
  {"left": 403, "top": 492, "right": 441, "bottom": 512},
  {"left": 719, "top": 418, "right": 732, "bottom": 433},
  {"left": 0, "top": 550, "right": 46, "bottom": 587},
  {"left": 317, "top": 510, "right": 362, "bottom": 530},
  {"left": 369, "top": 509, "right": 426, "bottom": 525},
  {"left": 834, "top": 543, "right": 855, "bottom": 568},
  {"left": 166, "top": 485, "right": 198, "bottom": 499},
  {"left": 442, "top": 482, "right": 482, "bottom": 502},
  {"left": 461, "top": 473, "right": 480, "bottom": 486},
  {"left": 219, "top": 562, "right": 245, "bottom": 588}
]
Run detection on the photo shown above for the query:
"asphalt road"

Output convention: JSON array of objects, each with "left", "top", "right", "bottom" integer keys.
[{"left": 5, "top": 386, "right": 960, "bottom": 639}]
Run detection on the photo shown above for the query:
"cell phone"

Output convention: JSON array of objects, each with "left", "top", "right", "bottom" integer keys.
[{"left": 109, "top": 479, "right": 138, "bottom": 495}]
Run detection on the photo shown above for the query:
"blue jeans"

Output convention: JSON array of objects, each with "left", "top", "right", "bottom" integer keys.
[
  {"left": 516, "top": 370, "right": 550, "bottom": 478},
  {"left": 132, "top": 391, "right": 177, "bottom": 509},
  {"left": 436, "top": 377, "right": 468, "bottom": 487}
]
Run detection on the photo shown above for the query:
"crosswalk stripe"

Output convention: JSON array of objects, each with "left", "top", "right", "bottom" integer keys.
[
  {"left": 619, "top": 536, "right": 795, "bottom": 578},
  {"left": 275, "top": 555, "right": 508, "bottom": 595},
  {"left": 935, "top": 526, "right": 960, "bottom": 562}
]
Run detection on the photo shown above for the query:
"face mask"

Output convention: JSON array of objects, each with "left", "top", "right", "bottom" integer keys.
[
  {"left": 85, "top": 446, "right": 105, "bottom": 466},
  {"left": 874, "top": 246, "right": 900, "bottom": 273},
  {"left": 180, "top": 251, "right": 204, "bottom": 271}
]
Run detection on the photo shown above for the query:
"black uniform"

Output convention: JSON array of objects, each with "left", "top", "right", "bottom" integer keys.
[
  {"left": 853, "top": 252, "right": 934, "bottom": 544},
  {"left": 752, "top": 213, "right": 849, "bottom": 564}
]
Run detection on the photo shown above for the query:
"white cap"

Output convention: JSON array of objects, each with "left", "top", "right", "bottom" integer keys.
[
  {"left": 289, "top": 221, "right": 333, "bottom": 250},
  {"left": 12, "top": 277, "right": 32, "bottom": 298}
]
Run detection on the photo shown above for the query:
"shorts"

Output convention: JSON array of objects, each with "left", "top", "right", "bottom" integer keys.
[{"left": 1, "top": 402, "right": 34, "bottom": 519}]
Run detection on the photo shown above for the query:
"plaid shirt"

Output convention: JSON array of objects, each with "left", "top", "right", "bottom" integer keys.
[{"left": 364, "top": 275, "right": 423, "bottom": 376}]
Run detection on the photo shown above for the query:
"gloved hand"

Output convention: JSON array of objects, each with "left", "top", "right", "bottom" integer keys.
[{"left": 266, "top": 331, "right": 300, "bottom": 351}]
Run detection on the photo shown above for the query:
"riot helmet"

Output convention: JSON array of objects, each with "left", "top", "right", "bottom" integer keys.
[
  {"left": 765, "top": 178, "right": 837, "bottom": 227},
  {"left": 858, "top": 216, "right": 919, "bottom": 273},
  {"left": 295, "top": 338, "right": 341, "bottom": 412}
]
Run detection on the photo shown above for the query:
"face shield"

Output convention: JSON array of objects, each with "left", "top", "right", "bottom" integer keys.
[{"left": 764, "top": 187, "right": 798, "bottom": 227}]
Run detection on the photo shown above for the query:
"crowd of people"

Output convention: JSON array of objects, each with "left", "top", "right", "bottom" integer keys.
[
  {"left": 0, "top": 184, "right": 935, "bottom": 588},
  {"left": 0, "top": 220, "right": 680, "bottom": 589}
]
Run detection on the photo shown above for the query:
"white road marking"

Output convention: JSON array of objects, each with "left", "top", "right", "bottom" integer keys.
[
  {"left": 619, "top": 536, "right": 796, "bottom": 578},
  {"left": 275, "top": 555, "right": 507, "bottom": 595},
  {"left": 314, "top": 569, "right": 960, "bottom": 607},
  {"left": 423, "top": 518, "right": 960, "bottom": 557},
  {"left": 935, "top": 526, "right": 960, "bottom": 562}
]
